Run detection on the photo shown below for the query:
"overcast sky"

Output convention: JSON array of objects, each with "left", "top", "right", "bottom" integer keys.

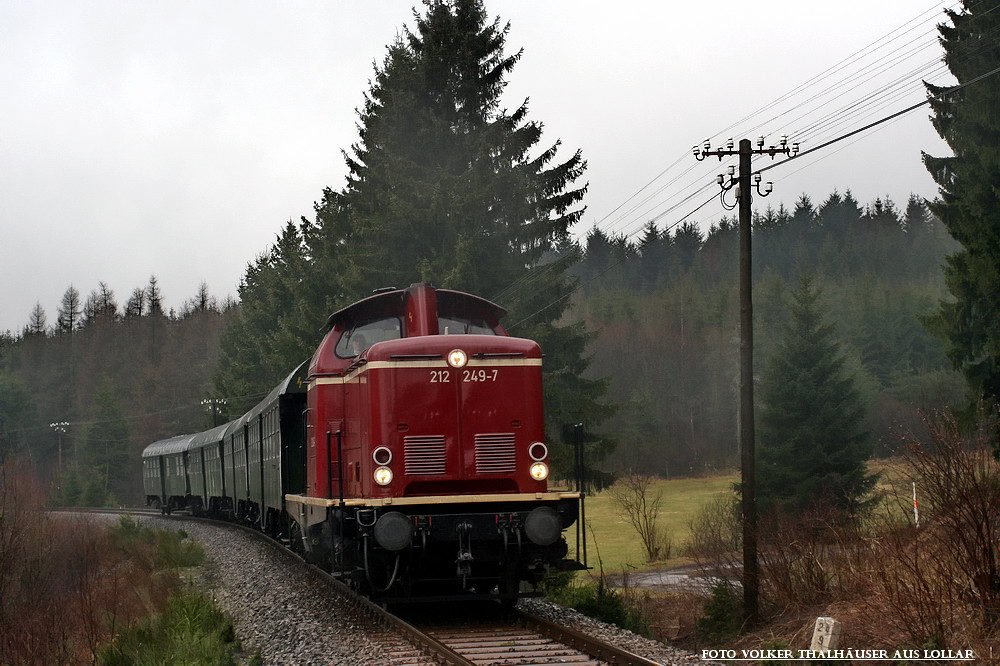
[{"left": 0, "top": 1, "right": 956, "bottom": 334}]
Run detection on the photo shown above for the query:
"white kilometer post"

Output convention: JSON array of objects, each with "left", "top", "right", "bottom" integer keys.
[{"left": 810, "top": 617, "right": 842, "bottom": 653}]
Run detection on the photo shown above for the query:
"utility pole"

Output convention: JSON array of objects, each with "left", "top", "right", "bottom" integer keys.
[
  {"left": 49, "top": 421, "right": 69, "bottom": 484},
  {"left": 694, "top": 135, "right": 797, "bottom": 623},
  {"left": 201, "top": 398, "right": 228, "bottom": 428}
]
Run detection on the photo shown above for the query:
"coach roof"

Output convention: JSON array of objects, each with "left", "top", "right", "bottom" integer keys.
[
  {"left": 142, "top": 433, "right": 198, "bottom": 457},
  {"left": 188, "top": 421, "right": 235, "bottom": 448}
]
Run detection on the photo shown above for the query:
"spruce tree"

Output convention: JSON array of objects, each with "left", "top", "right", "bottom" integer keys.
[
  {"left": 218, "top": 0, "right": 612, "bottom": 460},
  {"left": 123, "top": 287, "right": 145, "bottom": 319},
  {"left": 309, "top": 1, "right": 587, "bottom": 308},
  {"left": 790, "top": 194, "right": 817, "bottom": 228},
  {"left": 215, "top": 221, "right": 316, "bottom": 414},
  {"left": 55, "top": 286, "right": 81, "bottom": 335},
  {"left": 144, "top": 276, "right": 164, "bottom": 317},
  {"left": 82, "top": 379, "right": 130, "bottom": 502},
  {"left": 923, "top": 0, "right": 1000, "bottom": 425},
  {"left": 25, "top": 303, "right": 47, "bottom": 337},
  {"left": 756, "top": 276, "right": 875, "bottom": 515}
]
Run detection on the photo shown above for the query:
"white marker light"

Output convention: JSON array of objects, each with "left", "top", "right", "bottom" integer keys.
[
  {"left": 372, "top": 446, "right": 393, "bottom": 465},
  {"left": 447, "top": 349, "right": 468, "bottom": 368}
]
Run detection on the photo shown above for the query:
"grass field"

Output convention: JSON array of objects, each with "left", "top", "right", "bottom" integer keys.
[
  {"left": 555, "top": 459, "right": 910, "bottom": 576},
  {"left": 556, "top": 472, "right": 738, "bottom": 575}
]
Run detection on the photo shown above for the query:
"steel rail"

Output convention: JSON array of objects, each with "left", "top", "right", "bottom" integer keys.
[{"left": 516, "top": 608, "right": 663, "bottom": 666}]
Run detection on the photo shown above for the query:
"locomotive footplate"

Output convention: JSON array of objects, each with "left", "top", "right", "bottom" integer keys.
[
  {"left": 357, "top": 498, "right": 579, "bottom": 550},
  {"left": 284, "top": 492, "right": 584, "bottom": 597}
]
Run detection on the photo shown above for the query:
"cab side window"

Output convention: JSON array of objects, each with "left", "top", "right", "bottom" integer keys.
[
  {"left": 438, "top": 315, "right": 496, "bottom": 335},
  {"left": 335, "top": 317, "right": 403, "bottom": 358}
]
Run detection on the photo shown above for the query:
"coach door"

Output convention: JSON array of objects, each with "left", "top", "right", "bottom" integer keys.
[{"left": 158, "top": 457, "right": 167, "bottom": 503}]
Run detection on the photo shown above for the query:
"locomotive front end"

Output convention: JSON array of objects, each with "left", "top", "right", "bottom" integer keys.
[
  {"left": 287, "top": 283, "right": 582, "bottom": 601},
  {"left": 360, "top": 334, "right": 547, "bottom": 500},
  {"left": 348, "top": 333, "right": 580, "bottom": 598}
]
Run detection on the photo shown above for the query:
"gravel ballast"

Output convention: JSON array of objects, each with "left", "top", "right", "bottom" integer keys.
[
  {"left": 100, "top": 513, "right": 701, "bottom": 665},
  {"left": 518, "top": 597, "right": 703, "bottom": 665}
]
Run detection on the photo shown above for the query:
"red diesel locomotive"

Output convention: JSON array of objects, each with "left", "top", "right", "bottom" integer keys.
[{"left": 142, "top": 283, "right": 582, "bottom": 601}]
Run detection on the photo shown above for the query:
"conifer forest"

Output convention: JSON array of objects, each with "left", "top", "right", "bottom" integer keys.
[
  {"left": 0, "top": 187, "right": 963, "bottom": 504},
  {"left": 0, "top": 0, "right": 996, "bottom": 515}
]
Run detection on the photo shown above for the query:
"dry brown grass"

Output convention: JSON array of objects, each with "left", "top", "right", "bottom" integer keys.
[
  {"left": 641, "top": 590, "right": 708, "bottom": 644},
  {"left": 675, "top": 413, "right": 1000, "bottom": 659},
  {"left": 0, "top": 458, "right": 177, "bottom": 664}
]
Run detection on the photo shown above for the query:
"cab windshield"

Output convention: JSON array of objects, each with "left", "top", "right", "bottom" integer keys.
[{"left": 335, "top": 317, "right": 403, "bottom": 358}]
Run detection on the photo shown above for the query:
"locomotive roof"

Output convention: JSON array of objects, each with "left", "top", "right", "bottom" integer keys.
[
  {"left": 324, "top": 284, "right": 506, "bottom": 330},
  {"left": 142, "top": 433, "right": 198, "bottom": 457},
  {"left": 436, "top": 288, "right": 506, "bottom": 319}
]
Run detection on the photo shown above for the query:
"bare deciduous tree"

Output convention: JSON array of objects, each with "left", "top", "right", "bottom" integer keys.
[{"left": 609, "top": 473, "right": 671, "bottom": 562}]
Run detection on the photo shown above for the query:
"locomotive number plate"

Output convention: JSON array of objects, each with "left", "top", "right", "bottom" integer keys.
[
  {"left": 429, "top": 369, "right": 499, "bottom": 383},
  {"left": 462, "top": 369, "right": 498, "bottom": 382}
]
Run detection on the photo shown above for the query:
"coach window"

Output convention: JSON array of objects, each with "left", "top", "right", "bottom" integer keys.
[
  {"left": 335, "top": 317, "right": 403, "bottom": 358},
  {"left": 438, "top": 315, "right": 496, "bottom": 335}
]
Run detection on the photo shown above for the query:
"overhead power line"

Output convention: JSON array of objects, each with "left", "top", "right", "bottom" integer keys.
[
  {"left": 577, "top": 0, "right": 965, "bottom": 248},
  {"left": 758, "top": 63, "right": 1000, "bottom": 176},
  {"left": 508, "top": 60, "right": 1000, "bottom": 330},
  {"left": 498, "top": 1, "right": 988, "bottom": 316}
]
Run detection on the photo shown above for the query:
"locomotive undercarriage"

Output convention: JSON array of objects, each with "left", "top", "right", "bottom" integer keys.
[{"left": 292, "top": 497, "right": 582, "bottom": 602}]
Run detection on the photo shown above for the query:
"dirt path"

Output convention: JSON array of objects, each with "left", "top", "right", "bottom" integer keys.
[{"left": 607, "top": 564, "right": 736, "bottom": 592}]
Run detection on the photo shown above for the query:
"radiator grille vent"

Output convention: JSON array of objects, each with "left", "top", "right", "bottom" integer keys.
[
  {"left": 403, "top": 435, "right": 446, "bottom": 476},
  {"left": 475, "top": 433, "right": 516, "bottom": 474}
]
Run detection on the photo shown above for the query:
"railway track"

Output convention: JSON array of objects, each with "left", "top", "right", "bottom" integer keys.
[
  {"left": 55, "top": 507, "right": 665, "bottom": 665},
  {"left": 411, "top": 604, "right": 662, "bottom": 665}
]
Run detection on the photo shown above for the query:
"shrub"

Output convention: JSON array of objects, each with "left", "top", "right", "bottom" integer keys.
[
  {"left": 1, "top": 461, "right": 170, "bottom": 664},
  {"left": 542, "top": 566, "right": 650, "bottom": 636},
  {"left": 696, "top": 580, "right": 743, "bottom": 642},
  {"left": 854, "top": 413, "right": 1000, "bottom": 650},
  {"left": 110, "top": 517, "right": 205, "bottom": 569},
  {"left": 99, "top": 592, "right": 237, "bottom": 666},
  {"left": 546, "top": 575, "right": 651, "bottom": 636},
  {"left": 154, "top": 529, "right": 205, "bottom": 569}
]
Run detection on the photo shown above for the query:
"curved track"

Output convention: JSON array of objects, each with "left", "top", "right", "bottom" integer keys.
[
  {"left": 55, "top": 507, "right": 662, "bottom": 665},
  {"left": 411, "top": 604, "right": 662, "bottom": 665}
]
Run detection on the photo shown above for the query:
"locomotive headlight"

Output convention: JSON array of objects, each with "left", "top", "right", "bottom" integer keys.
[
  {"left": 529, "top": 461, "right": 549, "bottom": 481},
  {"left": 373, "top": 466, "right": 394, "bottom": 486},
  {"left": 447, "top": 349, "right": 468, "bottom": 368}
]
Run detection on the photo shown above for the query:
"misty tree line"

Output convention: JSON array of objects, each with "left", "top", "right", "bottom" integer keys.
[
  {"left": 564, "top": 190, "right": 962, "bottom": 476},
  {"left": 0, "top": 188, "right": 964, "bottom": 502},
  {"left": 575, "top": 191, "right": 948, "bottom": 291},
  {"left": 0, "top": 277, "right": 233, "bottom": 503},
  {"left": 0, "top": 0, "right": 993, "bottom": 510},
  {"left": 21, "top": 276, "right": 234, "bottom": 336}
]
